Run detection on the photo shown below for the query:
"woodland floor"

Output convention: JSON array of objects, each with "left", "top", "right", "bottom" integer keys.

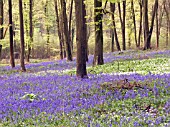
[{"left": 0, "top": 50, "right": 170, "bottom": 127}]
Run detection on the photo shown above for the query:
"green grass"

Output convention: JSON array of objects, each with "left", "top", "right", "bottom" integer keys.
[{"left": 67, "top": 57, "right": 170, "bottom": 75}]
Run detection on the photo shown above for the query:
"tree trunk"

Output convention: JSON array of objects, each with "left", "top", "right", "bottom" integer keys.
[
  {"left": 0, "top": 0, "right": 3, "bottom": 59},
  {"left": 118, "top": 1, "right": 126, "bottom": 50},
  {"left": 75, "top": 0, "right": 87, "bottom": 78},
  {"left": 60, "top": 0, "right": 72, "bottom": 61},
  {"left": 54, "top": 0, "right": 63, "bottom": 59},
  {"left": 166, "top": 16, "right": 169, "bottom": 46},
  {"left": 110, "top": 3, "right": 121, "bottom": 51},
  {"left": 156, "top": 6, "right": 159, "bottom": 48},
  {"left": 19, "top": 0, "right": 26, "bottom": 71},
  {"left": 27, "top": 0, "right": 33, "bottom": 62},
  {"left": 164, "top": 1, "right": 170, "bottom": 47},
  {"left": 156, "top": 0, "right": 165, "bottom": 48},
  {"left": 9, "top": 0, "right": 15, "bottom": 68},
  {"left": 137, "top": 0, "right": 143, "bottom": 48},
  {"left": 131, "top": 0, "right": 137, "bottom": 47},
  {"left": 45, "top": 0, "right": 50, "bottom": 58},
  {"left": 111, "top": 29, "right": 114, "bottom": 52},
  {"left": 143, "top": 0, "right": 150, "bottom": 50},
  {"left": 146, "top": 0, "right": 158, "bottom": 49},
  {"left": 93, "top": 0, "right": 104, "bottom": 65},
  {"left": 82, "top": 2, "right": 88, "bottom": 62},
  {"left": 13, "top": 22, "right": 17, "bottom": 52},
  {"left": 68, "top": 0, "right": 73, "bottom": 52},
  {"left": 0, "top": 0, "right": 3, "bottom": 40}
]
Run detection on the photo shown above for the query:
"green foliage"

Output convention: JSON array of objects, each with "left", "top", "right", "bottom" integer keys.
[
  {"left": 66, "top": 57, "right": 170, "bottom": 75},
  {"left": 21, "top": 93, "right": 37, "bottom": 102}
]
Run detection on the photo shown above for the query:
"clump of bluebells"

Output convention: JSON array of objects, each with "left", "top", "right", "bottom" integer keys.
[{"left": 0, "top": 50, "right": 170, "bottom": 126}]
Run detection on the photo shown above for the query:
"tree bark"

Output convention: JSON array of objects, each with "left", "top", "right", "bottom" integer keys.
[
  {"left": 143, "top": 0, "right": 150, "bottom": 50},
  {"left": 156, "top": 7, "right": 159, "bottom": 48},
  {"left": 0, "top": 0, "right": 3, "bottom": 40},
  {"left": 60, "top": 0, "right": 72, "bottom": 61},
  {"left": 111, "top": 29, "right": 114, "bottom": 52},
  {"left": 82, "top": 1, "right": 88, "bottom": 62},
  {"left": 54, "top": 0, "right": 63, "bottom": 59},
  {"left": 146, "top": 0, "right": 158, "bottom": 49},
  {"left": 75, "top": 0, "right": 87, "bottom": 78},
  {"left": 27, "top": 0, "right": 33, "bottom": 62},
  {"left": 68, "top": 0, "right": 73, "bottom": 52},
  {"left": 0, "top": 0, "right": 3, "bottom": 59},
  {"left": 131, "top": 0, "right": 137, "bottom": 47},
  {"left": 137, "top": 0, "right": 143, "bottom": 48},
  {"left": 166, "top": 14, "right": 169, "bottom": 46},
  {"left": 164, "top": 1, "right": 170, "bottom": 47},
  {"left": 93, "top": 0, "right": 104, "bottom": 65},
  {"left": 45, "top": 0, "right": 50, "bottom": 58},
  {"left": 118, "top": 1, "right": 126, "bottom": 50},
  {"left": 156, "top": 0, "right": 165, "bottom": 48},
  {"left": 110, "top": 3, "right": 121, "bottom": 51},
  {"left": 19, "top": 0, "right": 26, "bottom": 71},
  {"left": 9, "top": 0, "right": 15, "bottom": 68}
]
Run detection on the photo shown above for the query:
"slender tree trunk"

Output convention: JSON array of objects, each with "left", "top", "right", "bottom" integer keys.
[
  {"left": 19, "top": 0, "right": 26, "bottom": 71},
  {"left": 143, "top": 0, "right": 149, "bottom": 50},
  {"left": 146, "top": 0, "right": 158, "bottom": 49},
  {"left": 0, "top": 0, "right": 3, "bottom": 40},
  {"left": 68, "top": 0, "right": 73, "bottom": 52},
  {"left": 137, "top": 0, "right": 143, "bottom": 48},
  {"left": 93, "top": 0, "right": 104, "bottom": 65},
  {"left": 164, "top": 1, "right": 170, "bottom": 47},
  {"left": 27, "top": 0, "right": 33, "bottom": 62},
  {"left": 9, "top": 0, "right": 15, "bottom": 68},
  {"left": 0, "top": 0, "right": 3, "bottom": 59},
  {"left": 156, "top": 1, "right": 165, "bottom": 48},
  {"left": 156, "top": 7, "right": 159, "bottom": 48},
  {"left": 45, "top": 0, "right": 50, "bottom": 58},
  {"left": 75, "top": 0, "right": 87, "bottom": 78},
  {"left": 59, "top": 7, "right": 66, "bottom": 58},
  {"left": 60, "top": 0, "right": 72, "bottom": 61},
  {"left": 118, "top": 1, "right": 126, "bottom": 50},
  {"left": 13, "top": 22, "right": 17, "bottom": 52},
  {"left": 166, "top": 16, "right": 169, "bottom": 46},
  {"left": 54, "top": 0, "right": 63, "bottom": 59},
  {"left": 82, "top": 1, "right": 88, "bottom": 62},
  {"left": 131, "top": 0, "right": 137, "bottom": 47},
  {"left": 111, "top": 29, "right": 114, "bottom": 52},
  {"left": 110, "top": 3, "right": 121, "bottom": 51}
]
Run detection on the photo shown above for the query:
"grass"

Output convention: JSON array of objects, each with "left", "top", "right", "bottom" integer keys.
[{"left": 66, "top": 57, "right": 170, "bottom": 75}]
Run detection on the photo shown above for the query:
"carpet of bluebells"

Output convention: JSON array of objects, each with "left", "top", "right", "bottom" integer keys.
[{"left": 0, "top": 50, "right": 170, "bottom": 127}]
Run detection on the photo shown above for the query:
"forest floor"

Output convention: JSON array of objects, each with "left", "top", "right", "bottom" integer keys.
[{"left": 0, "top": 50, "right": 170, "bottom": 127}]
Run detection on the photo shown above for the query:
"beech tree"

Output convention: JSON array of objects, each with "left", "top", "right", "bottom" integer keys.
[
  {"left": 138, "top": 0, "right": 143, "bottom": 48},
  {"left": 93, "top": 0, "right": 104, "bottom": 66},
  {"left": 45, "top": 0, "right": 50, "bottom": 57},
  {"left": 131, "top": 0, "right": 137, "bottom": 47},
  {"left": 156, "top": 0, "right": 165, "bottom": 48},
  {"left": 27, "top": 0, "right": 33, "bottom": 62},
  {"left": 60, "top": 0, "right": 72, "bottom": 61},
  {"left": 68, "top": 0, "right": 74, "bottom": 52},
  {"left": 110, "top": 2, "right": 121, "bottom": 51},
  {"left": 9, "top": 0, "right": 15, "bottom": 68},
  {"left": 118, "top": 0, "right": 126, "bottom": 50},
  {"left": 143, "top": 0, "right": 158, "bottom": 50},
  {"left": 19, "top": 0, "right": 26, "bottom": 71},
  {"left": 75, "top": 0, "right": 87, "bottom": 78},
  {"left": 54, "top": 0, "right": 64, "bottom": 59},
  {"left": 0, "top": 0, "right": 3, "bottom": 58}
]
